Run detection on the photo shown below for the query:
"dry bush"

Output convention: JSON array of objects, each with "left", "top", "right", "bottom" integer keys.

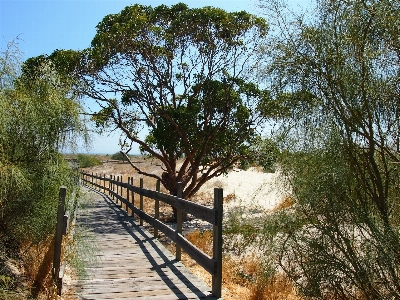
[
  {"left": 271, "top": 195, "right": 294, "bottom": 212},
  {"left": 21, "top": 237, "right": 58, "bottom": 299},
  {"left": 182, "top": 230, "right": 301, "bottom": 300},
  {"left": 223, "top": 255, "right": 300, "bottom": 300},
  {"left": 249, "top": 278, "right": 298, "bottom": 300},
  {"left": 224, "top": 193, "right": 236, "bottom": 204},
  {"left": 248, "top": 274, "right": 300, "bottom": 300},
  {"left": 185, "top": 230, "right": 213, "bottom": 257}
]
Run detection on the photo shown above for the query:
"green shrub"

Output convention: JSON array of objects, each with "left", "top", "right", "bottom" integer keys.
[
  {"left": 110, "top": 151, "right": 126, "bottom": 161},
  {"left": 250, "top": 137, "right": 280, "bottom": 172},
  {"left": 0, "top": 40, "right": 87, "bottom": 262},
  {"left": 76, "top": 154, "right": 102, "bottom": 168}
]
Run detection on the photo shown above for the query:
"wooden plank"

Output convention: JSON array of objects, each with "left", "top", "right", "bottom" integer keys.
[{"left": 69, "top": 186, "right": 218, "bottom": 300}]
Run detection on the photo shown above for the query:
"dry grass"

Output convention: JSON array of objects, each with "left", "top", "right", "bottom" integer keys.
[
  {"left": 18, "top": 230, "right": 83, "bottom": 300},
  {"left": 248, "top": 275, "right": 300, "bottom": 300},
  {"left": 224, "top": 193, "right": 236, "bottom": 204},
  {"left": 189, "top": 190, "right": 214, "bottom": 206},
  {"left": 185, "top": 230, "right": 213, "bottom": 257},
  {"left": 20, "top": 237, "right": 60, "bottom": 299},
  {"left": 271, "top": 195, "right": 295, "bottom": 212},
  {"left": 181, "top": 229, "right": 301, "bottom": 300},
  {"left": 224, "top": 255, "right": 301, "bottom": 300}
]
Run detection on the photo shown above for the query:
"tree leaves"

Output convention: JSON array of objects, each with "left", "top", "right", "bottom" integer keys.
[
  {"left": 30, "top": 3, "right": 270, "bottom": 198},
  {"left": 0, "top": 43, "right": 87, "bottom": 248},
  {"left": 262, "top": 0, "right": 400, "bottom": 297}
]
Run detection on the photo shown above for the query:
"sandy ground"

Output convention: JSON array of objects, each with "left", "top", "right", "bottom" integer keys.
[{"left": 199, "top": 167, "right": 289, "bottom": 212}]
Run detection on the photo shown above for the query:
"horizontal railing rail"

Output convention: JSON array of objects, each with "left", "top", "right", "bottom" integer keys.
[{"left": 80, "top": 171, "right": 223, "bottom": 298}]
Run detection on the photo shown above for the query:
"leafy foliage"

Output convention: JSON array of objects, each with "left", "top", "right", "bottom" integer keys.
[
  {"left": 0, "top": 41, "right": 87, "bottom": 256},
  {"left": 250, "top": 137, "right": 280, "bottom": 172},
  {"left": 76, "top": 154, "right": 102, "bottom": 168},
  {"left": 26, "top": 3, "right": 272, "bottom": 199},
  {"left": 109, "top": 152, "right": 123, "bottom": 161},
  {"left": 261, "top": 0, "right": 400, "bottom": 298}
]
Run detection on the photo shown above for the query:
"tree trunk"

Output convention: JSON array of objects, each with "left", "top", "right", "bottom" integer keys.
[{"left": 162, "top": 172, "right": 188, "bottom": 221}]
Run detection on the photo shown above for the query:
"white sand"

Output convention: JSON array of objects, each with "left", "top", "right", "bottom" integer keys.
[{"left": 200, "top": 167, "right": 289, "bottom": 211}]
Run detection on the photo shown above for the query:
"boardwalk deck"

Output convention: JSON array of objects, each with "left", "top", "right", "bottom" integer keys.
[{"left": 70, "top": 187, "right": 218, "bottom": 300}]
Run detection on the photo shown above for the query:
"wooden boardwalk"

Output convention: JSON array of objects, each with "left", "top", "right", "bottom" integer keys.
[{"left": 71, "top": 187, "right": 218, "bottom": 299}]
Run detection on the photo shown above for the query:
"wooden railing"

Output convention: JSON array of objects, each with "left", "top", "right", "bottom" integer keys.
[
  {"left": 53, "top": 187, "right": 69, "bottom": 295},
  {"left": 80, "top": 171, "right": 223, "bottom": 298},
  {"left": 101, "top": 159, "right": 130, "bottom": 164}
]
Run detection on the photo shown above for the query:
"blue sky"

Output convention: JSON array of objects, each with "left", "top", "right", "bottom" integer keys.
[{"left": 0, "top": 0, "right": 311, "bottom": 154}]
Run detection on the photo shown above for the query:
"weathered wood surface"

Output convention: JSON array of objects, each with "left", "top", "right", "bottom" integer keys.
[{"left": 71, "top": 187, "right": 217, "bottom": 300}]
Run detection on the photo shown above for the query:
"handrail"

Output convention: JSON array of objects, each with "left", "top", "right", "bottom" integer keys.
[
  {"left": 80, "top": 170, "right": 223, "bottom": 298},
  {"left": 53, "top": 186, "right": 69, "bottom": 296}
]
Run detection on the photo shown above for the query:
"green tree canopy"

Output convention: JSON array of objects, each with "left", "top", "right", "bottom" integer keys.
[{"left": 24, "top": 3, "right": 270, "bottom": 198}]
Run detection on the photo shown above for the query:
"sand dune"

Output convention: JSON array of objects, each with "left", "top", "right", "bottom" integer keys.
[{"left": 200, "top": 167, "right": 289, "bottom": 211}]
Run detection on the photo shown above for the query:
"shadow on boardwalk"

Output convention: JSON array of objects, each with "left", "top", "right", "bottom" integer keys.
[{"left": 71, "top": 186, "right": 218, "bottom": 300}]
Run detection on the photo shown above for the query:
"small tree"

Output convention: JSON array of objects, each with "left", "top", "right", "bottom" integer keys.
[
  {"left": 110, "top": 152, "right": 127, "bottom": 161},
  {"left": 76, "top": 154, "right": 102, "bottom": 168},
  {"left": 24, "top": 3, "right": 270, "bottom": 199},
  {"left": 0, "top": 41, "right": 87, "bottom": 253}
]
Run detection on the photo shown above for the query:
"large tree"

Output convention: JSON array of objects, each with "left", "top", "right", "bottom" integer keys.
[
  {"left": 25, "top": 3, "right": 269, "bottom": 199},
  {"left": 260, "top": 0, "right": 400, "bottom": 298}
]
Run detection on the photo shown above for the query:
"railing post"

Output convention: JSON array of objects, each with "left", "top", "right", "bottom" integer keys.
[
  {"left": 103, "top": 174, "right": 106, "bottom": 194},
  {"left": 139, "top": 178, "right": 144, "bottom": 226},
  {"left": 112, "top": 175, "right": 115, "bottom": 201},
  {"left": 154, "top": 180, "right": 160, "bottom": 238},
  {"left": 131, "top": 177, "right": 135, "bottom": 218},
  {"left": 109, "top": 175, "right": 112, "bottom": 196},
  {"left": 176, "top": 182, "right": 183, "bottom": 261},
  {"left": 116, "top": 175, "right": 120, "bottom": 206},
  {"left": 53, "top": 186, "right": 66, "bottom": 295},
  {"left": 91, "top": 172, "right": 94, "bottom": 186},
  {"left": 109, "top": 175, "right": 112, "bottom": 197},
  {"left": 131, "top": 177, "right": 135, "bottom": 219},
  {"left": 212, "top": 188, "right": 223, "bottom": 298},
  {"left": 124, "top": 177, "right": 128, "bottom": 212},
  {"left": 127, "top": 177, "right": 130, "bottom": 215}
]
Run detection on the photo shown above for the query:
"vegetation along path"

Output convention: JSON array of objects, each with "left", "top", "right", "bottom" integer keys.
[{"left": 71, "top": 186, "right": 217, "bottom": 299}]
